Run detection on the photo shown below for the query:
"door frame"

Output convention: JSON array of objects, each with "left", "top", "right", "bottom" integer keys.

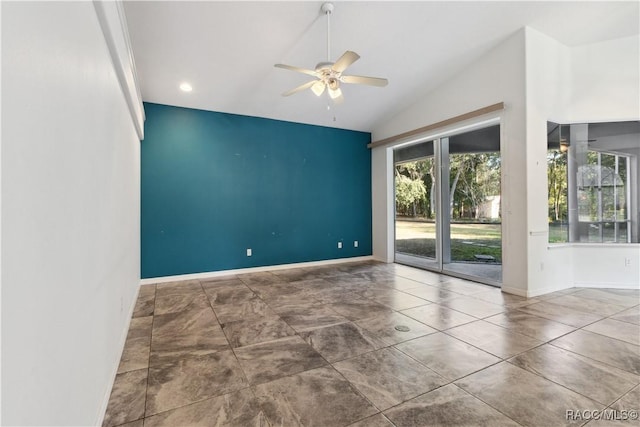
[{"left": 391, "top": 117, "right": 503, "bottom": 287}]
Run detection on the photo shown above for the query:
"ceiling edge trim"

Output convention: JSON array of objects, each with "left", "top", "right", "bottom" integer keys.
[
  {"left": 93, "top": 0, "right": 145, "bottom": 140},
  {"left": 368, "top": 102, "right": 505, "bottom": 149}
]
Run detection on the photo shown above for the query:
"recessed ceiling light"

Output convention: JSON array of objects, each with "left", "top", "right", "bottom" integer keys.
[{"left": 179, "top": 82, "right": 193, "bottom": 92}]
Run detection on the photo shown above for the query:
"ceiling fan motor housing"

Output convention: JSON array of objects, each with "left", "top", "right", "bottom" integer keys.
[
  {"left": 321, "top": 2, "right": 334, "bottom": 15},
  {"left": 327, "top": 78, "right": 339, "bottom": 90},
  {"left": 315, "top": 61, "right": 334, "bottom": 72}
]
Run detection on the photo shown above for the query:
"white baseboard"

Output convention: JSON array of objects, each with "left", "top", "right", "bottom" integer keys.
[
  {"left": 500, "top": 286, "right": 528, "bottom": 297},
  {"left": 140, "top": 256, "right": 375, "bottom": 285},
  {"left": 484, "top": 282, "right": 637, "bottom": 299},
  {"left": 503, "top": 284, "right": 576, "bottom": 298},
  {"left": 526, "top": 284, "right": 573, "bottom": 298},
  {"left": 95, "top": 283, "right": 141, "bottom": 427},
  {"left": 574, "top": 282, "right": 640, "bottom": 290}
]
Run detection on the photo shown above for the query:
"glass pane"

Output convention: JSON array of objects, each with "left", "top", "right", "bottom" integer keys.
[
  {"left": 549, "top": 120, "right": 637, "bottom": 244},
  {"left": 394, "top": 140, "right": 438, "bottom": 269},
  {"left": 546, "top": 121, "right": 569, "bottom": 243},
  {"left": 602, "top": 186, "right": 615, "bottom": 221},
  {"left": 617, "top": 222, "right": 629, "bottom": 243},
  {"left": 617, "top": 159, "right": 627, "bottom": 220},
  {"left": 444, "top": 125, "right": 502, "bottom": 283}
]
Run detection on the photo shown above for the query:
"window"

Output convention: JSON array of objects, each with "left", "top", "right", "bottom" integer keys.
[{"left": 547, "top": 121, "right": 639, "bottom": 244}]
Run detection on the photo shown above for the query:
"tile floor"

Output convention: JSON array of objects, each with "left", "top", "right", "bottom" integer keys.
[{"left": 103, "top": 261, "right": 640, "bottom": 427}]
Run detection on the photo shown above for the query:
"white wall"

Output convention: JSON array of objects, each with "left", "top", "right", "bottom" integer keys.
[
  {"left": 2, "top": 2, "right": 142, "bottom": 425},
  {"left": 523, "top": 27, "right": 573, "bottom": 296},
  {"left": 524, "top": 29, "right": 640, "bottom": 295},
  {"left": 372, "top": 27, "right": 639, "bottom": 296},
  {"left": 371, "top": 146, "right": 395, "bottom": 262},
  {"left": 371, "top": 29, "right": 529, "bottom": 295},
  {"left": 569, "top": 35, "right": 640, "bottom": 123},
  {"left": 573, "top": 245, "right": 640, "bottom": 288}
]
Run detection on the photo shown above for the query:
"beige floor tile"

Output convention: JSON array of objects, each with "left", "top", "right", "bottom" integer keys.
[
  {"left": 439, "top": 295, "right": 506, "bottom": 318},
  {"left": 221, "top": 313, "right": 295, "bottom": 348},
  {"left": 146, "top": 350, "right": 248, "bottom": 416},
  {"left": 348, "top": 414, "right": 394, "bottom": 427},
  {"left": 333, "top": 347, "right": 446, "bottom": 410},
  {"left": 572, "top": 289, "right": 639, "bottom": 308},
  {"left": 326, "top": 296, "right": 394, "bottom": 321},
  {"left": 445, "top": 320, "right": 543, "bottom": 358},
  {"left": 118, "top": 316, "right": 153, "bottom": 373},
  {"left": 510, "top": 344, "right": 639, "bottom": 405},
  {"left": 277, "top": 304, "right": 348, "bottom": 332},
  {"left": 517, "top": 301, "right": 604, "bottom": 327},
  {"left": 546, "top": 294, "right": 629, "bottom": 317},
  {"left": 401, "top": 304, "right": 476, "bottom": 330},
  {"left": 143, "top": 389, "right": 267, "bottom": 427},
  {"left": 384, "top": 384, "right": 520, "bottom": 427},
  {"left": 395, "top": 332, "right": 500, "bottom": 381},
  {"left": 484, "top": 310, "right": 576, "bottom": 341},
  {"left": 610, "top": 306, "right": 640, "bottom": 326},
  {"left": 154, "top": 280, "right": 209, "bottom": 315},
  {"left": 355, "top": 311, "right": 437, "bottom": 345},
  {"left": 150, "top": 306, "right": 229, "bottom": 366},
  {"left": 300, "top": 322, "right": 387, "bottom": 362},
  {"left": 133, "top": 285, "right": 155, "bottom": 318},
  {"left": 456, "top": 362, "right": 603, "bottom": 427},
  {"left": 254, "top": 366, "right": 378, "bottom": 426},
  {"left": 584, "top": 318, "right": 640, "bottom": 345},
  {"left": 402, "top": 285, "right": 461, "bottom": 302},
  {"left": 102, "top": 369, "right": 147, "bottom": 427},
  {"left": 551, "top": 330, "right": 640, "bottom": 375},
  {"left": 358, "top": 288, "right": 430, "bottom": 310},
  {"left": 234, "top": 336, "right": 326, "bottom": 385}
]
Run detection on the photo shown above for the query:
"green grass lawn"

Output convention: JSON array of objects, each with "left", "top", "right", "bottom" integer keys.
[
  {"left": 395, "top": 220, "right": 502, "bottom": 263},
  {"left": 548, "top": 222, "right": 569, "bottom": 243}
]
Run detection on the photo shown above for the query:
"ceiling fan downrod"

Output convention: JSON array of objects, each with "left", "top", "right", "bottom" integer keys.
[{"left": 322, "top": 2, "right": 334, "bottom": 62}]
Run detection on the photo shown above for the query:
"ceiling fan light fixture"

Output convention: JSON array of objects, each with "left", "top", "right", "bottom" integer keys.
[
  {"left": 311, "top": 81, "right": 326, "bottom": 96},
  {"left": 328, "top": 86, "right": 342, "bottom": 99}
]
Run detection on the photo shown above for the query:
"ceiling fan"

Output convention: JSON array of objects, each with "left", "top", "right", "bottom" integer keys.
[{"left": 274, "top": 2, "right": 388, "bottom": 104}]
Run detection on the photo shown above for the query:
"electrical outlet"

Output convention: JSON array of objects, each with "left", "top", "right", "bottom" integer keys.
[
  {"left": 354, "top": 240, "right": 359, "bottom": 247},
  {"left": 337, "top": 242, "right": 342, "bottom": 249},
  {"left": 247, "top": 248, "right": 252, "bottom": 256}
]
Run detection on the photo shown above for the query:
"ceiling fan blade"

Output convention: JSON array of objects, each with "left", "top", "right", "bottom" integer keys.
[
  {"left": 274, "top": 63, "right": 318, "bottom": 77},
  {"left": 332, "top": 51, "right": 360, "bottom": 73},
  {"left": 332, "top": 92, "right": 344, "bottom": 104},
  {"left": 281, "top": 80, "right": 317, "bottom": 97},
  {"left": 274, "top": 64, "right": 318, "bottom": 77},
  {"left": 341, "top": 75, "right": 388, "bottom": 87}
]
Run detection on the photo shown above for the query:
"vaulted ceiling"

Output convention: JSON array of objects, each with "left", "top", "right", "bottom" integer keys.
[{"left": 123, "top": 1, "right": 639, "bottom": 132}]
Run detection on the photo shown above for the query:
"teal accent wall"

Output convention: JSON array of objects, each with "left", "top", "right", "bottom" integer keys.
[{"left": 141, "top": 103, "right": 372, "bottom": 278}]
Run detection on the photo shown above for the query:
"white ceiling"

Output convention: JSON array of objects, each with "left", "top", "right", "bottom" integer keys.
[{"left": 123, "top": 1, "right": 639, "bottom": 133}]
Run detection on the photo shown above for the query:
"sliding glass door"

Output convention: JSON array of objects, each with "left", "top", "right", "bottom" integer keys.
[
  {"left": 394, "top": 124, "right": 502, "bottom": 285},
  {"left": 394, "top": 140, "right": 439, "bottom": 270}
]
